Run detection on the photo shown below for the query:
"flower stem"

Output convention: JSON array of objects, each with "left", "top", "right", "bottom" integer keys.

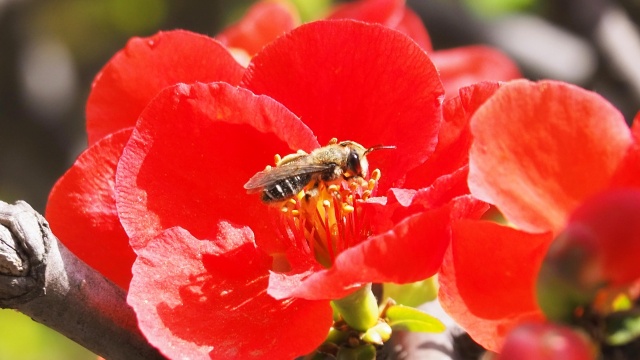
[{"left": 332, "top": 283, "right": 379, "bottom": 332}]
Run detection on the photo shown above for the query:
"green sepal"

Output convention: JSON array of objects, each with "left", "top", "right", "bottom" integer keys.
[
  {"left": 325, "top": 326, "right": 350, "bottom": 345},
  {"left": 382, "top": 278, "right": 437, "bottom": 307},
  {"left": 385, "top": 305, "right": 446, "bottom": 333},
  {"left": 361, "top": 322, "right": 392, "bottom": 345},
  {"left": 336, "top": 344, "right": 376, "bottom": 360},
  {"left": 331, "top": 284, "right": 379, "bottom": 332}
]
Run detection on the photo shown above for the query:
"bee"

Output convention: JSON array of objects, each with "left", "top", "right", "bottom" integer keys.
[{"left": 244, "top": 139, "right": 395, "bottom": 203}]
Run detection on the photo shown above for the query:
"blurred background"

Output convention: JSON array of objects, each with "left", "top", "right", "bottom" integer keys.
[{"left": 1, "top": 0, "right": 639, "bottom": 358}]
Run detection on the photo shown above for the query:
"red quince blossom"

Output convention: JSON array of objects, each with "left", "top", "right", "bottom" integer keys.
[
  {"left": 216, "top": 0, "right": 299, "bottom": 62},
  {"left": 46, "top": 20, "right": 487, "bottom": 359},
  {"left": 328, "top": 0, "right": 521, "bottom": 97},
  {"left": 438, "top": 79, "right": 640, "bottom": 352},
  {"left": 216, "top": 0, "right": 521, "bottom": 98}
]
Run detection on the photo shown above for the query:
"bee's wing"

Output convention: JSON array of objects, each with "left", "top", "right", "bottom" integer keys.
[{"left": 243, "top": 163, "right": 333, "bottom": 192}]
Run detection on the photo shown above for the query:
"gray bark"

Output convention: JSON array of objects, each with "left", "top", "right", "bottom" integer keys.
[{"left": 0, "top": 200, "right": 164, "bottom": 360}]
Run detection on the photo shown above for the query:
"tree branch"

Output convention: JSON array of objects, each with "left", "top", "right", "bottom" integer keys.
[{"left": 0, "top": 200, "right": 164, "bottom": 360}]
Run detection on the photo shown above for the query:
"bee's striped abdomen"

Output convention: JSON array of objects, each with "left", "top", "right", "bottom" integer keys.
[{"left": 261, "top": 174, "right": 312, "bottom": 203}]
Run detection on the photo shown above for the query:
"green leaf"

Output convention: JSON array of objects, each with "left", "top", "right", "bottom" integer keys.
[
  {"left": 462, "top": 0, "right": 536, "bottom": 18},
  {"left": 289, "top": 0, "right": 332, "bottom": 22},
  {"left": 385, "top": 305, "right": 446, "bottom": 333},
  {"left": 383, "top": 278, "right": 438, "bottom": 307},
  {"left": 606, "top": 311, "right": 640, "bottom": 346}
]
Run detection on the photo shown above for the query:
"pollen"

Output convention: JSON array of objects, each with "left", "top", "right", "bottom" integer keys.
[{"left": 274, "top": 168, "right": 383, "bottom": 268}]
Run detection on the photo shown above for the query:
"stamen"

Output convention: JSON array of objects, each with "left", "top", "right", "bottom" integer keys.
[
  {"left": 328, "top": 137, "right": 338, "bottom": 145},
  {"left": 273, "top": 163, "right": 385, "bottom": 268},
  {"left": 349, "top": 182, "right": 359, "bottom": 192},
  {"left": 274, "top": 154, "right": 282, "bottom": 165},
  {"left": 367, "top": 179, "right": 376, "bottom": 191},
  {"left": 319, "top": 203, "right": 335, "bottom": 263},
  {"left": 371, "top": 169, "right": 381, "bottom": 181}
]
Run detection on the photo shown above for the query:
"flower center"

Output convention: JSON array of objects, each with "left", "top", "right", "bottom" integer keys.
[{"left": 274, "top": 167, "right": 382, "bottom": 268}]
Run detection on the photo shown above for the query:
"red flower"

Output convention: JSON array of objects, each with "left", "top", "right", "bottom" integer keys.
[
  {"left": 216, "top": 1, "right": 300, "bottom": 61},
  {"left": 216, "top": 0, "right": 521, "bottom": 98},
  {"left": 46, "top": 20, "right": 486, "bottom": 358},
  {"left": 327, "top": 0, "right": 521, "bottom": 98},
  {"left": 438, "top": 79, "right": 640, "bottom": 352}
]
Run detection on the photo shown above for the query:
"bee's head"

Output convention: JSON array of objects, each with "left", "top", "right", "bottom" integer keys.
[{"left": 339, "top": 141, "right": 395, "bottom": 178}]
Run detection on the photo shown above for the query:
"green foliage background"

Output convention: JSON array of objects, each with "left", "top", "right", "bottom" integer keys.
[{"left": 0, "top": 309, "right": 95, "bottom": 359}]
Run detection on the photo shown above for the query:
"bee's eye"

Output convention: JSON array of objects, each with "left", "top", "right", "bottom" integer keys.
[{"left": 346, "top": 150, "right": 362, "bottom": 175}]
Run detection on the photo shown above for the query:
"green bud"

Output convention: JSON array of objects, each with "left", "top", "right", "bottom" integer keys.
[{"left": 361, "top": 322, "right": 392, "bottom": 345}]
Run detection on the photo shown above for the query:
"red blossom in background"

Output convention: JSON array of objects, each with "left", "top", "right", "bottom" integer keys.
[
  {"left": 438, "top": 79, "right": 640, "bottom": 352},
  {"left": 216, "top": 0, "right": 521, "bottom": 98},
  {"left": 216, "top": 0, "right": 299, "bottom": 63},
  {"left": 327, "top": 0, "right": 521, "bottom": 98},
  {"left": 46, "top": 19, "right": 490, "bottom": 358}
]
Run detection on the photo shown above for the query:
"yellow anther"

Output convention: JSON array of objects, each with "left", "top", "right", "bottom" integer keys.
[
  {"left": 368, "top": 179, "right": 377, "bottom": 191},
  {"left": 264, "top": 165, "right": 272, "bottom": 171},
  {"left": 349, "top": 182, "right": 359, "bottom": 192},
  {"left": 281, "top": 207, "right": 289, "bottom": 213},
  {"left": 371, "top": 169, "right": 381, "bottom": 181},
  {"left": 328, "top": 184, "right": 340, "bottom": 193},
  {"left": 323, "top": 200, "right": 331, "bottom": 208},
  {"left": 288, "top": 198, "right": 298, "bottom": 205},
  {"left": 291, "top": 209, "right": 300, "bottom": 217},
  {"left": 362, "top": 190, "right": 372, "bottom": 200},
  {"left": 296, "top": 191, "right": 305, "bottom": 201},
  {"left": 274, "top": 154, "right": 282, "bottom": 165},
  {"left": 328, "top": 137, "right": 338, "bottom": 145},
  {"left": 342, "top": 204, "right": 355, "bottom": 213}
]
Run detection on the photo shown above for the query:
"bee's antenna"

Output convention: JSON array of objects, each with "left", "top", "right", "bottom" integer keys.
[{"left": 364, "top": 144, "right": 396, "bottom": 156}]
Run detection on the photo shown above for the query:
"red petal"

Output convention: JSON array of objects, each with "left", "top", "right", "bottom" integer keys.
[
  {"left": 469, "top": 80, "right": 632, "bottom": 234},
  {"left": 394, "top": 7, "right": 432, "bottom": 51},
  {"left": 566, "top": 189, "right": 640, "bottom": 286},
  {"left": 438, "top": 220, "right": 553, "bottom": 351},
  {"left": 328, "top": 0, "right": 432, "bottom": 51},
  {"left": 431, "top": 46, "right": 521, "bottom": 99},
  {"left": 269, "top": 209, "right": 449, "bottom": 300},
  {"left": 86, "top": 30, "right": 244, "bottom": 144},
  {"left": 115, "top": 82, "right": 319, "bottom": 252},
  {"left": 128, "top": 226, "right": 332, "bottom": 359},
  {"left": 242, "top": 20, "right": 443, "bottom": 190},
  {"left": 403, "top": 82, "right": 500, "bottom": 189},
  {"left": 610, "top": 115, "right": 640, "bottom": 188},
  {"left": 270, "top": 196, "right": 485, "bottom": 300},
  {"left": 46, "top": 129, "right": 134, "bottom": 289},
  {"left": 216, "top": 1, "right": 299, "bottom": 57}
]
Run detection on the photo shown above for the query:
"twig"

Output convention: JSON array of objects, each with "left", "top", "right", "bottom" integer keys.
[{"left": 0, "top": 200, "right": 164, "bottom": 360}]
